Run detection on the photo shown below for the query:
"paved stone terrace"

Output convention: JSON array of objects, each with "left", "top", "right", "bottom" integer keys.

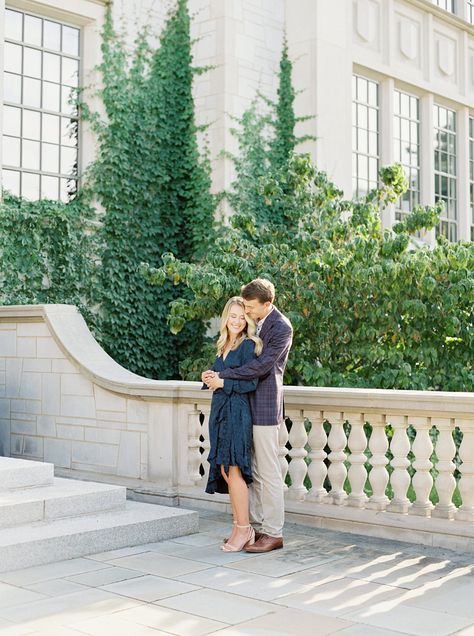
[{"left": 0, "top": 508, "right": 473, "bottom": 635}]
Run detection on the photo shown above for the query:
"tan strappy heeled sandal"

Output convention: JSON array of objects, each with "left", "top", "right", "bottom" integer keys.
[{"left": 220, "top": 524, "right": 255, "bottom": 552}]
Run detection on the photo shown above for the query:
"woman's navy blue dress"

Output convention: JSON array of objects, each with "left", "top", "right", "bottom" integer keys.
[{"left": 205, "top": 338, "right": 258, "bottom": 495}]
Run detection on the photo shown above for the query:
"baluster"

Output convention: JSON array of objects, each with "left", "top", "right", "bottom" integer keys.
[
  {"left": 287, "top": 409, "right": 308, "bottom": 500},
  {"left": 187, "top": 404, "right": 202, "bottom": 484},
  {"left": 306, "top": 410, "right": 328, "bottom": 502},
  {"left": 326, "top": 411, "right": 347, "bottom": 505},
  {"left": 432, "top": 417, "right": 456, "bottom": 520},
  {"left": 409, "top": 416, "right": 434, "bottom": 516},
  {"left": 279, "top": 418, "right": 290, "bottom": 490},
  {"left": 386, "top": 415, "right": 411, "bottom": 514},
  {"left": 346, "top": 412, "right": 368, "bottom": 508},
  {"left": 367, "top": 415, "right": 389, "bottom": 510},
  {"left": 456, "top": 419, "right": 474, "bottom": 522},
  {"left": 200, "top": 406, "right": 211, "bottom": 481}
]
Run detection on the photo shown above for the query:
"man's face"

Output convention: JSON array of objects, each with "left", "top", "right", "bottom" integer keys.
[{"left": 243, "top": 298, "right": 271, "bottom": 322}]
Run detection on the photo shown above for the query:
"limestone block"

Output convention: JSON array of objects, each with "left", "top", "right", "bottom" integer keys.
[
  {"left": 94, "top": 386, "right": 126, "bottom": 412},
  {"left": 194, "top": 31, "right": 217, "bottom": 58},
  {"left": 17, "top": 337, "right": 36, "bottom": 357},
  {"left": 5, "top": 360, "right": 22, "bottom": 398},
  {"left": 19, "top": 373, "right": 41, "bottom": 400},
  {"left": 117, "top": 431, "right": 141, "bottom": 478},
  {"left": 85, "top": 428, "right": 121, "bottom": 444},
  {"left": 42, "top": 374, "right": 61, "bottom": 415},
  {"left": 56, "top": 416, "right": 97, "bottom": 427},
  {"left": 61, "top": 374, "right": 94, "bottom": 397},
  {"left": 12, "top": 434, "right": 43, "bottom": 459},
  {"left": 10, "top": 399, "right": 41, "bottom": 414},
  {"left": 17, "top": 322, "right": 50, "bottom": 337},
  {"left": 44, "top": 438, "right": 72, "bottom": 468},
  {"left": 96, "top": 409, "right": 126, "bottom": 422},
  {"left": 37, "top": 337, "right": 64, "bottom": 359},
  {"left": 126, "top": 421, "right": 147, "bottom": 432},
  {"left": 10, "top": 412, "right": 35, "bottom": 422},
  {"left": 127, "top": 399, "right": 148, "bottom": 424},
  {"left": 97, "top": 420, "right": 126, "bottom": 430},
  {"left": 0, "top": 331, "right": 16, "bottom": 357},
  {"left": 72, "top": 441, "right": 118, "bottom": 467},
  {"left": 0, "top": 419, "right": 11, "bottom": 456},
  {"left": 0, "top": 371, "right": 5, "bottom": 385},
  {"left": 57, "top": 424, "right": 84, "bottom": 441},
  {"left": 0, "top": 358, "right": 5, "bottom": 369},
  {"left": 52, "top": 359, "right": 78, "bottom": 373},
  {"left": 11, "top": 420, "right": 37, "bottom": 435},
  {"left": 37, "top": 415, "right": 57, "bottom": 437},
  {"left": 71, "top": 461, "right": 116, "bottom": 475},
  {"left": 235, "top": 34, "right": 257, "bottom": 61},
  {"left": 0, "top": 323, "right": 17, "bottom": 330},
  {"left": 61, "top": 395, "right": 96, "bottom": 419},
  {"left": 23, "top": 359, "right": 52, "bottom": 372},
  {"left": 244, "top": 21, "right": 265, "bottom": 42},
  {"left": 0, "top": 399, "right": 10, "bottom": 419}
]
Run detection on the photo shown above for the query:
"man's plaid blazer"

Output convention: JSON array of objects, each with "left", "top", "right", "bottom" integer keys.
[{"left": 219, "top": 306, "right": 293, "bottom": 425}]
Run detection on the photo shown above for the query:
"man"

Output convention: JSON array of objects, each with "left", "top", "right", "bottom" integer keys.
[{"left": 203, "top": 278, "right": 293, "bottom": 552}]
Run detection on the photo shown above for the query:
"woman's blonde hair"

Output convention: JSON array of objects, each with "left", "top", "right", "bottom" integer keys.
[{"left": 216, "top": 296, "right": 263, "bottom": 357}]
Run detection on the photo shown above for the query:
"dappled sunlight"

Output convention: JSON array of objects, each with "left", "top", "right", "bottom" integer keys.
[{"left": 352, "top": 565, "right": 473, "bottom": 618}]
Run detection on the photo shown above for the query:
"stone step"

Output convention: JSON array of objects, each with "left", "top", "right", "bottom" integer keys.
[
  {"left": 0, "top": 500, "right": 198, "bottom": 573},
  {"left": 0, "top": 457, "right": 54, "bottom": 491},
  {"left": 0, "top": 478, "right": 126, "bottom": 528}
]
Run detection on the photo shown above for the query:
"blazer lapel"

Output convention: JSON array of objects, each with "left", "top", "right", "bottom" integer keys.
[{"left": 258, "top": 307, "right": 279, "bottom": 340}]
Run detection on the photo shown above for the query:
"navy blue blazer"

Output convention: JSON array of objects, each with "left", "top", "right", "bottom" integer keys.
[{"left": 219, "top": 306, "right": 293, "bottom": 425}]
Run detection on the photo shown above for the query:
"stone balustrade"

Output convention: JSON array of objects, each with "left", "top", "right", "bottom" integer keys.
[{"left": 1, "top": 305, "right": 474, "bottom": 551}]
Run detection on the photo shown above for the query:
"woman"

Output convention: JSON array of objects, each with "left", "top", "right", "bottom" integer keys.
[{"left": 202, "top": 296, "right": 263, "bottom": 552}]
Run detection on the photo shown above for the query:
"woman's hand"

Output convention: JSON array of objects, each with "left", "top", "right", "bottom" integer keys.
[{"left": 205, "top": 373, "right": 224, "bottom": 390}]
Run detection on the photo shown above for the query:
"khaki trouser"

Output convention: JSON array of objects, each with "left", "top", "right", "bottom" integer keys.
[{"left": 249, "top": 423, "right": 284, "bottom": 538}]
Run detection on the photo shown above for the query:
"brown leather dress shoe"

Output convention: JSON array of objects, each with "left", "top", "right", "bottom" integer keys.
[{"left": 244, "top": 533, "right": 283, "bottom": 553}]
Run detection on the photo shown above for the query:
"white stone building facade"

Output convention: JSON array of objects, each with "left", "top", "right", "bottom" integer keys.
[{"left": 1, "top": 0, "right": 473, "bottom": 241}]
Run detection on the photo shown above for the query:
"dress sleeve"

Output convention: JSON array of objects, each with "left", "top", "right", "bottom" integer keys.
[{"left": 222, "top": 340, "right": 258, "bottom": 395}]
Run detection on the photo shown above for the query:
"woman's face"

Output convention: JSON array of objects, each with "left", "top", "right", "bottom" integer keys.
[{"left": 227, "top": 303, "right": 247, "bottom": 338}]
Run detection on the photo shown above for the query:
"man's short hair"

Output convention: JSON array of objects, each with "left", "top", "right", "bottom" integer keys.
[{"left": 241, "top": 278, "right": 275, "bottom": 304}]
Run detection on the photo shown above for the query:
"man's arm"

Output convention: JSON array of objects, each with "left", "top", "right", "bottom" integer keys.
[{"left": 218, "top": 326, "right": 292, "bottom": 381}]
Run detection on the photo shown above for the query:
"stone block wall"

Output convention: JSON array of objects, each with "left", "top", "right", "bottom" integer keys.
[{"left": 0, "top": 313, "right": 150, "bottom": 481}]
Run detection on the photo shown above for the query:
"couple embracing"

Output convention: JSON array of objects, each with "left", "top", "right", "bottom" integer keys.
[{"left": 202, "top": 278, "right": 293, "bottom": 553}]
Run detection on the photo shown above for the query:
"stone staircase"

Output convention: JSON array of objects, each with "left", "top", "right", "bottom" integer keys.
[{"left": 0, "top": 457, "right": 198, "bottom": 573}]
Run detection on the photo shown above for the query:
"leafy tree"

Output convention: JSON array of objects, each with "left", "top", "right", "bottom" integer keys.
[
  {"left": 144, "top": 155, "right": 474, "bottom": 391},
  {"left": 0, "top": 193, "right": 98, "bottom": 325},
  {"left": 84, "top": 0, "right": 216, "bottom": 379}
]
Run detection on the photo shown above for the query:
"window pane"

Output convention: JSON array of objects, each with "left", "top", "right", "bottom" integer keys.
[
  {"left": 61, "top": 86, "right": 77, "bottom": 115},
  {"left": 4, "top": 72, "right": 22, "bottom": 103},
  {"left": 62, "top": 26, "right": 80, "bottom": 56},
  {"left": 24, "top": 15, "right": 42, "bottom": 46},
  {"left": 41, "top": 175, "right": 59, "bottom": 199},
  {"left": 61, "top": 117, "right": 78, "bottom": 146},
  {"left": 62, "top": 57, "right": 79, "bottom": 87},
  {"left": 23, "top": 77, "right": 41, "bottom": 108},
  {"left": 22, "top": 139, "right": 41, "bottom": 170},
  {"left": 43, "top": 52, "right": 61, "bottom": 83},
  {"left": 2, "top": 169, "right": 21, "bottom": 196},
  {"left": 42, "top": 143, "right": 59, "bottom": 172},
  {"left": 43, "top": 81, "right": 61, "bottom": 111},
  {"left": 23, "top": 47, "right": 42, "bottom": 78},
  {"left": 23, "top": 110, "right": 41, "bottom": 140},
  {"left": 22, "top": 172, "right": 40, "bottom": 200},
  {"left": 2, "top": 136, "right": 21, "bottom": 167},
  {"left": 5, "top": 9, "right": 23, "bottom": 41},
  {"left": 43, "top": 20, "right": 61, "bottom": 51},
  {"left": 42, "top": 113, "right": 60, "bottom": 143},
  {"left": 61, "top": 146, "right": 77, "bottom": 175},
  {"left": 4, "top": 43, "right": 22, "bottom": 74},
  {"left": 4, "top": 106, "right": 21, "bottom": 136}
]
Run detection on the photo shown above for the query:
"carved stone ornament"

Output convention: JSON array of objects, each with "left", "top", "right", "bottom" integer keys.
[
  {"left": 399, "top": 19, "right": 418, "bottom": 60},
  {"left": 437, "top": 38, "right": 455, "bottom": 76}
]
